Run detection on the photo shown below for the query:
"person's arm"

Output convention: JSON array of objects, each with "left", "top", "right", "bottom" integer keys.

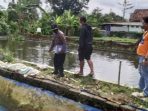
[
  {"left": 145, "top": 51, "right": 148, "bottom": 59},
  {"left": 143, "top": 51, "right": 148, "bottom": 65},
  {"left": 49, "top": 38, "right": 55, "bottom": 52},
  {"left": 145, "top": 34, "right": 148, "bottom": 58},
  {"left": 59, "top": 33, "right": 66, "bottom": 44},
  {"left": 143, "top": 35, "right": 148, "bottom": 65},
  {"left": 135, "top": 36, "right": 142, "bottom": 46}
]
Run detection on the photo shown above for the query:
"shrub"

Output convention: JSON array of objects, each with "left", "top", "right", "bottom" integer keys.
[
  {"left": 109, "top": 31, "right": 143, "bottom": 38},
  {"left": 0, "top": 21, "right": 9, "bottom": 35},
  {"left": 92, "top": 27, "right": 103, "bottom": 37},
  {"left": 0, "top": 48, "right": 14, "bottom": 62},
  {"left": 9, "top": 21, "right": 19, "bottom": 34}
]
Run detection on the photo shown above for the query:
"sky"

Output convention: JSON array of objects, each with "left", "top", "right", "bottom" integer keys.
[
  {"left": 87, "top": 0, "right": 148, "bottom": 18},
  {"left": 0, "top": 0, "right": 148, "bottom": 19}
]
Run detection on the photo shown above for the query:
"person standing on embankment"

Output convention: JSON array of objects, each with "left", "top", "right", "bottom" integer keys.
[
  {"left": 77, "top": 16, "right": 94, "bottom": 76},
  {"left": 132, "top": 16, "right": 148, "bottom": 97},
  {"left": 49, "top": 24, "right": 67, "bottom": 77}
]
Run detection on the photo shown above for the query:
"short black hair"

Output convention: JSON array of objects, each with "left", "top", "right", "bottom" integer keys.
[
  {"left": 143, "top": 16, "right": 148, "bottom": 24},
  {"left": 80, "top": 16, "right": 87, "bottom": 23}
]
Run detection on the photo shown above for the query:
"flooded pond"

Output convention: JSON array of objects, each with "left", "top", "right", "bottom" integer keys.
[
  {"left": 0, "top": 106, "right": 6, "bottom": 111},
  {"left": 0, "top": 39, "right": 139, "bottom": 87},
  {"left": 0, "top": 76, "right": 102, "bottom": 111}
]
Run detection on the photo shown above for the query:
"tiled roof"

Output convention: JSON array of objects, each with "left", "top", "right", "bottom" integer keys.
[{"left": 130, "top": 9, "right": 148, "bottom": 22}]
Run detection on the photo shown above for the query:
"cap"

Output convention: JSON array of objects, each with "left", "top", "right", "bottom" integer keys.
[{"left": 51, "top": 24, "right": 58, "bottom": 30}]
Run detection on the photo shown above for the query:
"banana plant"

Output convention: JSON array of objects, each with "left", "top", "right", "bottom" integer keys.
[{"left": 63, "top": 10, "right": 79, "bottom": 36}]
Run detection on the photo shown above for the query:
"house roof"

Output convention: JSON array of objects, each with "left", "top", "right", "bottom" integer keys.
[
  {"left": 102, "top": 22, "right": 142, "bottom": 26},
  {"left": 130, "top": 9, "right": 148, "bottom": 22}
]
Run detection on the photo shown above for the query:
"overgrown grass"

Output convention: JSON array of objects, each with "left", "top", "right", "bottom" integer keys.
[
  {"left": 94, "top": 37, "right": 138, "bottom": 43},
  {"left": 40, "top": 68, "right": 148, "bottom": 109},
  {"left": 0, "top": 48, "right": 14, "bottom": 62},
  {"left": 68, "top": 36, "right": 138, "bottom": 44},
  {"left": 8, "top": 34, "right": 25, "bottom": 41},
  {"left": 0, "top": 77, "right": 84, "bottom": 111}
]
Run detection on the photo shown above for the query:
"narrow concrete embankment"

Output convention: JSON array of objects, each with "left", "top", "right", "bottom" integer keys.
[{"left": 0, "top": 67, "right": 140, "bottom": 111}]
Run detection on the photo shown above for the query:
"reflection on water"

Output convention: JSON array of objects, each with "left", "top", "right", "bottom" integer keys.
[
  {"left": 0, "top": 106, "right": 6, "bottom": 111},
  {"left": 0, "top": 77, "right": 101, "bottom": 111},
  {"left": 0, "top": 39, "right": 139, "bottom": 87},
  {"left": 79, "top": 52, "right": 139, "bottom": 87}
]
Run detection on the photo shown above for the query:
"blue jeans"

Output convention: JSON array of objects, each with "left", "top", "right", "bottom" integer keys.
[{"left": 138, "top": 56, "right": 148, "bottom": 96}]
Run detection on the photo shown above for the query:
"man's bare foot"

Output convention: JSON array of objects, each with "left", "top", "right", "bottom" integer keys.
[
  {"left": 88, "top": 72, "right": 94, "bottom": 76},
  {"left": 76, "top": 72, "right": 83, "bottom": 75}
]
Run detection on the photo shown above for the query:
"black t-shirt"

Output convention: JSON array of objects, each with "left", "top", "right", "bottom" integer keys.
[{"left": 79, "top": 24, "right": 93, "bottom": 48}]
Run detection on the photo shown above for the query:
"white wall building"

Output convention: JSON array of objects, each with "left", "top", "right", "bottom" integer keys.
[{"left": 102, "top": 22, "right": 143, "bottom": 33}]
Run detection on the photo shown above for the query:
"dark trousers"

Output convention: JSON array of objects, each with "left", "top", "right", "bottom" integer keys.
[{"left": 54, "top": 53, "right": 66, "bottom": 76}]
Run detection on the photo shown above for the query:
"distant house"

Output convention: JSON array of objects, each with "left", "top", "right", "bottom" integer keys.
[
  {"left": 102, "top": 22, "right": 142, "bottom": 33},
  {"left": 130, "top": 9, "right": 148, "bottom": 22}
]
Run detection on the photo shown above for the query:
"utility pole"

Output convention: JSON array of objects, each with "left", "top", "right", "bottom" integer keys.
[
  {"left": 12, "top": 0, "right": 15, "bottom": 3},
  {"left": 119, "top": 0, "right": 134, "bottom": 19}
]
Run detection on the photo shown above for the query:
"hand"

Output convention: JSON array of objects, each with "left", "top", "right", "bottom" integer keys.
[
  {"left": 142, "top": 59, "right": 148, "bottom": 66},
  {"left": 48, "top": 49, "right": 51, "bottom": 53}
]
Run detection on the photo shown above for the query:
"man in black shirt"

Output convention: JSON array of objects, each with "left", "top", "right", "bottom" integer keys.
[{"left": 77, "top": 16, "right": 94, "bottom": 76}]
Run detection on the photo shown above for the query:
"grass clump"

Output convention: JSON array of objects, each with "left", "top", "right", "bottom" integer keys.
[
  {"left": 0, "top": 48, "right": 14, "bottom": 62},
  {"left": 40, "top": 69, "right": 148, "bottom": 109}
]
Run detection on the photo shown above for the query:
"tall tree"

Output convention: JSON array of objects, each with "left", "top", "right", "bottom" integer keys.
[
  {"left": 46, "top": 0, "right": 90, "bottom": 15},
  {"left": 6, "top": 0, "right": 42, "bottom": 33},
  {"left": 103, "top": 12, "right": 125, "bottom": 22},
  {"left": 87, "top": 9, "right": 125, "bottom": 27},
  {"left": 87, "top": 8, "right": 103, "bottom": 27},
  {"left": 16, "top": 0, "right": 41, "bottom": 20}
]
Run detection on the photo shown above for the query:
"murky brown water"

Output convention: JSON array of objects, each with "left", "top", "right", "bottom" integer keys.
[
  {"left": 0, "top": 39, "right": 139, "bottom": 87},
  {"left": 0, "top": 77, "right": 102, "bottom": 111}
]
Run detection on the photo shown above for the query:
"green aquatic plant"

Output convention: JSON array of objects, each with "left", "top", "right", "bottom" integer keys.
[{"left": 0, "top": 48, "right": 14, "bottom": 62}]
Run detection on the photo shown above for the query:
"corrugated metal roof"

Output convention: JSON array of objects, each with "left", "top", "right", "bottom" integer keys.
[{"left": 102, "top": 22, "right": 142, "bottom": 26}]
